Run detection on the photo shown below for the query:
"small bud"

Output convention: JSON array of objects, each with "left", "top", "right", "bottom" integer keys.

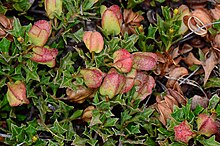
[
  {"left": 169, "top": 28, "right": 174, "bottom": 34},
  {"left": 101, "top": 5, "right": 122, "bottom": 35},
  {"left": 83, "top": 31, "right": 104, "bottom": 53},
  {"left": 173, "top": 8, "right": 179, "bottom": 15},
  {"left": 7, "top": 81, "right": 29, "bottom": 106},
  {"left": 174, "top": 120, "right": 196, "bottom": 144},
  {"left": 197, "top": 114, "right": 218, "bottom": 137},
  {"left": 112, "top": 49, "right": 132, "bottom": 73},
  {"left": 32, "top": 135, "right": 38, "bottom": 143},
  {"left": 45, "top": 0, "right": 62, "bottom": 19},
  {"left": 100, "top": 68, "right": 125, "bottom": 99},
  {"left": 82, "top": 106, "right": 95, "bottom": 122},
  {"left": 80, "top": 68, "right": 106, "bottom": 88},
  {"left": 132, "top": 52, "right": 157, "bottom": 71},
  {"left": 17, "top": 36, "right": 24, "bottom": 44},
  {"left": 30, "top": 46, "right": 58, "bottom": 68},
  {"left": 28, "top": 20, "right": 51, "bottom": 46}
]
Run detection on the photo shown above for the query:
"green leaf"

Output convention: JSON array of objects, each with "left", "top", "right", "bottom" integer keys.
[
  {"left": 0, "top": 4, "right": 7, "bottom": 14},
  {"left": 121, "top": 111, "right": 132, "bottom": 125},
  {"left": 66, "top": 122, "right": 75, "bottom": 140},
  {"left": 70, "top": 110, "right": 83, "bottom": 119},
  {"left": 65, "top": 28, "right": 84, "bottom": 44},
  {"left": 170, "top": 142, "right": 186, "bottom": 146},
  {"left": 193, "top": 105, "right": 204, "bottom": 116},
  {"left": 23, "top": 65, "right": 40, "bottom": 82},
  {"left": 208, "top": 94, "right": 219, "bottom": 109},
  {"left": 126, "top": 124, "right": 141, "bottom": 135},
  {"left": 12, "top": 0, "right": 33, "bottom": 12},
  {"left": 72, "top": 134, "right": 88, "bottom": 145},
  {"left": 47, "top": 140, "right": 59, "bottom": 146},
  {"left": 200, "top": 136, "right": 220, "bottom": 146},
  {"left": 146, "top": 25, "right": 157, "bottom": 40},
  {"left": 172, "top": 104, "right": 195, "bottom": 122},
  {"left": 50, "top": 119, "right": 67, "bottom": 135},
  {"left": 0, "top": 77, "right": 6, "bottom": 88},
  {"left": 104, "top": 118, "right": 118, "bottom": 127},
  {"left": 10, "top": 17, "right": 22, "bottom": 37},
  {"left": 205, "top": 77, "right": 220, "bottom": 89},
  {"left": 0, "top": 37, "right": 10, "bottom": 52},
  {"left": 90, "top": 110, "right": 102, "bottom": 126},
  {"left": 157, "top": 127, "right": 173, "bottom": 136},
  {"left": 25, "top": 125, "right": 37, "bottom": 140},
  {"left": 216, "top": 104, "right": 220, "bottom": 118}
]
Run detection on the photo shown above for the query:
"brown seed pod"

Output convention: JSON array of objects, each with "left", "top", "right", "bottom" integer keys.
[
  {"left": 82, "top": 106, "right": 95, "bottom": 122},
  {"left": 66, "top": 86, "right": 94, "bottom": 103}
]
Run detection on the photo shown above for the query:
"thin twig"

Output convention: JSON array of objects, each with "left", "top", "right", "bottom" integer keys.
[
  {"left": 0, "top": 133, "right": 11, "bottom": 138},
  {"left": 179, "top": 66, "right": 200, "bottom": 85}
]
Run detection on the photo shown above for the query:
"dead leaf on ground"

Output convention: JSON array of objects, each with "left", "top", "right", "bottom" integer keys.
[
  {"left": 166, "top": 67, "right": 189, "bottom": 88},
  {"left": 168, "top": 88, "right": 187, "bottom": 105},
  {"left": 191, "top": 95, "right": 209, "bottom": 110},
  {"left": 202, "top": 49, "right": 220, "bottom": 85},
  {"left": 183, "top": 52, "right": 202, "bottom": 66}
]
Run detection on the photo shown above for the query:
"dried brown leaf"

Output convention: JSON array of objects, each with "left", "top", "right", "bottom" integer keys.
[
  {"left": 183, "top": 52, "right": 201, "bottom": 66},
  {"left": 202, "top": 50, "right": 220, "bottom": 85},
  {"left": 191, "top": 95, "right": 209, "bottom": 110},
  {"left": 168, "top": 88, "right": 187, "bottom": 105},
  {"left": 166, "top": 67, "right": 188, "bottom": 88}
]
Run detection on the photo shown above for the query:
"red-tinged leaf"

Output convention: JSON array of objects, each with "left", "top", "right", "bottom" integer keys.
[
  {"left": 108, "top": 5, "right": 122, "bottom": 24},
  {"left": 99, "top": 68, "right": 125, "bottom": 99},
  {"left": 80, "top": 68, "right": 106, "bottom": 88},
  {"left": 31, "top": 46, "right": 58, "bottom": 68},
  {"left": 132, "top": 52, "right": 157, "bottom": 71},
  {"left": 197, "top": 114, "right": 218, "bottom": 137},
  {"left": 83, "top": 31, "right": 104, "bottom": 53},
  {"left": 120, "top": 69, "right": 137, "bottom": 93},
  {"left": 28, "top": 20, "right": 51, "bottom": 46},
  {"left": 174, "top": 120, "right": 196, "bottom": 144},
  {"left": 133, "top": 72, "right": 155, "bottom": 101},
  {"left": 7, "top": 81, "right": 29, "bottom": 106},
  {"left": 112, "top": 49, "right": 132, "bottom": 73},
  {"left": 101, "top": 8, "right": 121, "bottom": 35}
]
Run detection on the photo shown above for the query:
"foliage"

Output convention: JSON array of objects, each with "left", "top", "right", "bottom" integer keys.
[{"left": 0, "top": 0, "right": 220, "bottom": 145}]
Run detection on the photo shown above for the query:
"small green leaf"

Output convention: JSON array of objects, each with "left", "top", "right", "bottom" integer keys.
[
  {"left": 50, "top": 119, "right": 67, "bottom": 134},
  {"left": 205, "top": 77, "right": 220, "bottom": 89},
  {"left": 23, "top": 65, "right": 40, "bottom": 82},
  {"left": 216, "top": 105, "right": 220, "bottom": 117},
  {"left": 25, "top": 125, "right": 37, "bottom": 140},
  {"left": 104, "top": 118, "right": 118, "bottom": 127},
  {"left": 126, "top": 124, "right": 141, "bottom": 134},
  {"left": 121, "top": 111, "right": 132, "bottom": 125},
  {"left": 90, "top": 110, "right": 102, "bottom": 126},
  {"left": 0, "top": 4, "right": 7, "bottom": 14},
  {"left": 0, "top": 37, "right": 10, "bottom": 52},
  {"left": 0, "top": 77, "right": 6, "bottom": 88},
  {"left": 72, "top": 134, "right": 88, "bottom": 145},
  {"left": 200, "top": 136, "right": 220, "bottom": 146},
  {"left": 157, "top": 127, "right": 173, "bottom": 136},
  {"left": 208, "top": 94, "right": 220, "bottom": 109},
  {"left": 70, "top": 110, "right": 83, "bottom": 119},
  {"left": 193, "top": 105, "right": 204, "bottom": 116}
]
